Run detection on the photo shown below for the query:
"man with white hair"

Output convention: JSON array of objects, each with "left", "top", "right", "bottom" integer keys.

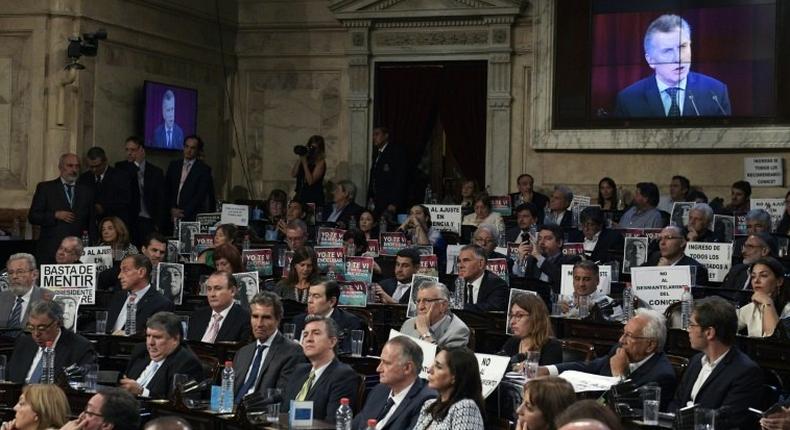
[
  {"left": 54, "top": 237, "right": 84, "bottom": 265},
  {"left": 400, "top": 282, "right": 469, "bottom": 348},
  {"left": 0, "top": 254, "right": 52, "bottom": 333},
  {"left": 472, "top": 224, "right": 507, "bottom": 260},
  {"left": 684, "top": 202, "right": 721, "bottom": 242}
]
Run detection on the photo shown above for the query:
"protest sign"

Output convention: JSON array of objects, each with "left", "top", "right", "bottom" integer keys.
[
  {"left": 80, "top": 246, "right": 112, "bottom": 273},
  {"left": 425, "top": 205, "right": 462, "bottom": 234},
  {"left": 41, "top": 264, "right": 97, "bottom": 305},
  {"left": 243, "top": 249, "right": 273, "bottom": 277},
  {"left": 744, "top": 157, "right": 783, "bottom": 187},
  {"left": 630, "top": 266, "right": 691, "bottom": 313},
  {"left": 221, "top": 203, "right": 249, "bottom": 227},
  {"left": 685, "top": 242, "right": 733, "bottom": 282},
  {"left": 345, "top": 256, "right": 374, "bottom": 283},
  {"left": 317, "top": 227, "right": 346, "bottom": 247}
]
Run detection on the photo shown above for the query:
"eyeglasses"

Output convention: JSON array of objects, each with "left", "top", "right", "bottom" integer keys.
[
  {"left": 621, "top": 331, "right": 651, "bottom": 341},
  {"left": 7, "top": 269, "right": 32, "bottom": 276},
  {"left": 509, "top": 312, "right": 530, "bottom": 321},
  {"left": 81, "top": 409, "right": 103, "bottom": 418},
  {"left": 24, "top": 320, "right": 56, "bottom": 333},
  {"left": 415, "top": 298, "right": 445, "bottom": 305}
]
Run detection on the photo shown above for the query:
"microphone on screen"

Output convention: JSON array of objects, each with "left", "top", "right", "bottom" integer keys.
[
  {"left": 688, "top": 93, "right": 701, "bottom": 116},
  {"left": 711, "top": 92, "right": 727, "bottom": 116}
]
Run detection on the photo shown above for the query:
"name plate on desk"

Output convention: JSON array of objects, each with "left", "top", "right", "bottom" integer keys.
[
  {"left": 630, "top": 266, "right": 690, "bottom": 314},
  {"left": 289, "top": 400, "right": 313, "bottom": 427}
]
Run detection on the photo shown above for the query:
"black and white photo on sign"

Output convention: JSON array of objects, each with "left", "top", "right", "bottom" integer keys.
[
  {"left": 156, "top": 262, "right": 184, "bottom": 305},
  {"left": 233, "top": 272, "right": 259, "bottom": 307},
  {"left": 505, "top": 288, "right": 537, "bottom": 335},
  {"left": 405, "top": 274, "right": 440, "bottom": 318},
  {"left": 622, "top": 237, "right": 649, "bottom": 274},
  {"left": 713, "top": 214, "right": 735, "bottom": 243},
  {"left": 0, "top": 272, "right": 9, "bottom": 292},
  {"left": 178, "top": 221, "right": 200, "bottom": 254},
  {"left": 53, "top": 295, "right": 79, "bottom": 333},
  {"left": 80, "top": 246, "right": 113, "bottom": 273},
  {"left": 670, "top": 202, "right": 694, "bottom": 228},
  {"left": 167, "top": 240, "right": 180, "bottom": 263}
]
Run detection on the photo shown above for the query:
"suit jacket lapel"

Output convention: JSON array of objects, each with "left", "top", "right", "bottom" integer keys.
[
  {"left": 308, "top": 359, "right": 337, "bottom": 398},
  {"left": 694, "top": 351, "right": 733, "bottom": 399},
  {"left": 644, "top": 79, "right": 666, "bottom": 117},
  {"left": 257, "top": 334, "right": 282, "bottom": 381}
]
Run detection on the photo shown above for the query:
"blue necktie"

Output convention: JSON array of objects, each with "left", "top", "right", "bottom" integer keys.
[
  {"left": 29, "top": 348, "right": 44, "bottom": 383},
  {"left": 667, "top": 87, "right": 681, "bottom": 117},
  {"left": 7, "top": 296, "right": 23, "bottom": 330},
  {"left": 235, "top": 344, "right": 267, "bottom": 403}
]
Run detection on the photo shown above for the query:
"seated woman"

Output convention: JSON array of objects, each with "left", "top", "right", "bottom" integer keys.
[
  {"left": 414, "top": 347, "right": 485, "bottom": 430},
  {"left": 515, "top": 377, "right": 576, "bottom": 430},
  {"left": 2, "top": 384, "right": 71, "bottom": 430},
  {"left": 213, "top": 243, "right": 243, "bottom": 274},
  {"left": 398, "top": 204, "right": 442, "bottom": 247},
  {"left": 342, "top": 229, "right": 382, "bottom": 276},
  {"left": 499, "top": 293, "right": 563, "bottom": 369},
  {"left": 462, "top": 193, "right": 505, "bottom": 236},
  {"left": 358, "top": 209, "right": 379, "bottom": 241},
  {"left": 100, "top": 216, "right": 139, "bottom": 260},
  {"left": 198, "top": 224, "right": 237, "bottom": 267},
  {"left": 737, "top": 256, "right": 790, "bottom": 337},
  {"left": 274, "top": 246, "right": 320, "bottom": 303},
  {"left": 458, "top": 179, "right": 477, "bottom": 217},
  {"left": 263, "top": 189, "right": 288, "bottom": 241}
]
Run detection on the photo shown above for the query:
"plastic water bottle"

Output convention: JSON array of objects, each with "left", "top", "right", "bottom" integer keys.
[
  {"left": 81, "top": 230, "right": 90, "bottom": 247},
  {"left": 125, "top": 301, "right": 136, "bottom": 336},
  {"left": 243, "top": 234, "right": 251, "bottom": 250},
  {"left": 379, "top": 215, "right": 388, "bottom": 233},
  {"left": 681, "top": 286, "right": 693, "bottom": 330},
  {"left": 453, "top": 277, "right": 465, "bottom": 309},
  {"left": 42, "top": 341, "right": 55, "bottom": 384},
  {"left": 335, "top": 397, "right": 353, "bottom": 430},
  {"left": 424, "top": 185, "right": 432, "bottom": 204},
  {"left": 219, "top": 361, "right": 234, "bottom": 413},
  {"left": 366, "top": 419, "right": 377, "bottom": 430},
  {"left": 498, "top": 227, "right": 507, "bottom": 247},
  {"left": 622, "top": 284, "right": 634, "bottom": 323}
]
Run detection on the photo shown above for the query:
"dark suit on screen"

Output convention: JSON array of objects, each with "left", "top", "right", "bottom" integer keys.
[
  {"left": 351, "top": 378, "right": 436, "bottom": 430},
  {"left": 232, "top": 332, "right": 305, "bottom": 399},
  {"left": 292, "top": 308, "right": 364, "bottom": 355},
  {"left": 77, "top": 166, "right": 133, "bottom": 228},
  {"left": 284, "top": 358, "right": 359, "bottom": 423},
  {"left": 613, "top": 72, "right": 731, "bottom": 118},
  {"left": 379, "top": 278, "right": 411, "bottom": 305},
  {"left": 463, "top": 270, "right": 509, "bottom": 313},
  {"left": 115, "top": 160, "right": 167, "bottom": 239},
  {"left": 106, "top": 287, "right": 174, "bottom": 335},
  {"left": 669, "top": 347, "right": 762, "bottom": 429},
  {"left": 187, "top": 304, "right": 251, "bottom": 343},
  {"left": 152, "top": 124, "right": 184, "bottom": 150},
  {"left": 124, "top": 343, "right": 204, "bottom": 399},
  {"left": 8, "top": 329, "right": 96, "bottom": 383},
  {"left": 368, "top": 143, "right": 408, "bottom": 213},
  {"left": 165, "top": 159, "right": 216, "bottom": 226},
  {"left": 28, "top": 178, "right": 95, "bottom": 264}
]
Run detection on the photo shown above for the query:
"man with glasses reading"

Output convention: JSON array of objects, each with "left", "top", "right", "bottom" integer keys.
[
  {"left": 400, "top": 281, "right": 469, "bottom": 348},
  {"left": 60, "top": 387, "right": 140, "bottom": 430},
  {"left": 538, "top": 309, "right": 676, "bottom": 409},
  {"left": 8, "top": 300, "right": 96, "bottom": 384},
  {"left": 642, "top": 226, "right": 708, "bottom": 286},
  {"left": 0, "top": 254, "right": 52, "bottom": 334}
]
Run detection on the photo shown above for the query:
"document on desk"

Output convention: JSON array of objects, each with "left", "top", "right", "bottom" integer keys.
[{"left": 558, "top": 370, "right": 620, "bottom": 392}]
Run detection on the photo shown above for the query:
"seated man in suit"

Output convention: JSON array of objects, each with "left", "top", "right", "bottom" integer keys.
[
  {"left": 108, "top": 254, "right": 174, "bottom": 336},
  {"left": 372, "top": 247, "right": 420, "bottom": 304},
  {"left": 291, "top": 281, "right": 364, "bottom": 354},
  {"left": 63, "top": 386, "right": 141, "bottom": 430},
  {"left": 77, "top": 146, "right": 133, "bottom": 228},
  {"left": 400, "top": 281, "right": 470, "bottom": 348},
  {"left": 578, "top": 206, "right": 623, "bottom": 264},
  {"left": 510, "top": 174, "right": 548, "bottom": 223},
  {"left": 188, "top": 272, "right": 250, "bottom": 343},
  {"left": 544, "top": 186, "right": 574, "bottom": 228},
  {"left": 120, "top": 311, "right": 204, "bottom": 398},
  {"left": 721, "top": 232, "right": 776, "bottom": 292},
  {"left": 561, "top": 261, "right": 622, "bottom": 322},
  {"left": 322, "top": 180, "right": 363, "bottom": 230},
  {"left": 285, "top": 219, "right": 309, "bottom": 251},
  {"left": 457, "top": 244, "right": 508, "bottom": 313},
  {"left": 233, "top": 291, "right": 305, "bottom": 405},
  {"left": 472, "top": 224, "right": 508, "bottom": 260},
  {"left": 642, "top": 226, "right": 708, "bottom": 286},
  {"left": 8, "top": 300, "right": 96, "bottom": 383},
  {"left": 54, "top": 236, "right": 83, "bottom": 265},
  {"left": 0, "top": 253, "right": 52, "bottom": 334},
  {"left": 506, "top": 203, "right": 539, "bottom": 244},
  {"left": 284, "top": 315, "right": 359, "bottom": 423},
  {"left": 684, "top": 203, "right": 722, "bottom": 243},
  {"left": 540, "top": 309, "right": 676, "bottom": 410},
  {"left": 669, "top": 296, "right": 762, "bottom": 429},
  {"left": 513, "top": 224, "right": 581, "bottom": 294},
  {"left": 618, "top": 182, "right": 665, "bottom": 229},
  {"left": 352, "top": 336, "right": 436, "bottom": 430}
]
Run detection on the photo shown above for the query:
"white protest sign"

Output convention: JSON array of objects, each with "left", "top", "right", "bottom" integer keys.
[
  {"left": 751, "top": 199, "right": 785, "bottom": 229},
  {"left": 559, "top": 264, "right": 612, "bottom": 296},
  {"left": 744, "top": 157, "right": 783, "bottom": 187},
  {"left": 389, "top": 329, "right": 437, "bottom": 379},
  {"left": 630, "top": 266, "right": 691, "bottom": 314},
  {"left": 80, "top": 246, "right": 113, "bottom": 273},
  {"left": 685, "top": 242, "right": 733, "bottom": 283},
  {"left": 220, "top": 203, "right": 249, "bottom": 227},
  {"left": 570, "top": 195, "right": 591, "bottom": 209},
  {"left": 40, "top": 264, "right": 97, "bottom": 305},
  {"left": 426, "top": 205, "right": 462, "bottom": 234},
  {"left": 446, "top": 244, "right": 463, "bottom": 274},
  {"left": 476, "top": 353, "right": 510, "bottom": 399}
]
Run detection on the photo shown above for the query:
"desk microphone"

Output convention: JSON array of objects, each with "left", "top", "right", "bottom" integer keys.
[
  {"left": 711, "top": 92, "right": 727, "bottom": 115},
  {"left": 688, "top": 93, "right": 701, "bottom": 116}
]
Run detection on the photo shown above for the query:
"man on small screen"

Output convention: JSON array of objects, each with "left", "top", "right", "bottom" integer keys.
[
  {"left": 152, "top": 90, "right": 184, "bottom": 149},
  {"left": 614, "top": 14, "right": 731, "bottom": 118}
]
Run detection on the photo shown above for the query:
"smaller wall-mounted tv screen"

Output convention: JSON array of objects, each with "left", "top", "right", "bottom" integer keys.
[{"left": 143, "top": 81, "right": 198, "bottom": 150}]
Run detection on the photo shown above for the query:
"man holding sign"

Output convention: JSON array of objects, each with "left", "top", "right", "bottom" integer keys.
[{"left": 643, "top": 226, "right": 708, "bottom": 286}]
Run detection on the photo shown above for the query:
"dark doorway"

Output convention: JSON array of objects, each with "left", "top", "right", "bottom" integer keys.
[{"left": 373, "top": 61, "right": 487, "bottom": 207}]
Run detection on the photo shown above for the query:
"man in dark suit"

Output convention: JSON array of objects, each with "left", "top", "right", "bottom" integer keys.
[
  {"left": 372, "top": 247, "right": 420, "bottom": 304},
  {"left": 165, "top": 135, "right": 216, "bottom": 232},
  {"left": 367, "top": 127, "right": 407, "bottom": 215},
  {"left": 28, "top": 153, "right": 95, "bottom": 264},
  {"left": 458, "top": 245, "right": 508, "bottom": 313},
  {"left": 322, "top": 180, "right": 364, "bottom": 230},
  {"left": 107, "top": 254, "right": 174, "bottom": 336},
  {"left": 642, "top": 226, "right": 708, "bottom": 286},
  {"left": 541, "top": 309, "right": 675, "bottom": 409},
  {"left": 0, "top": 254, "right": 52, "bottom": 332},
  {"left": 506, "top": 203, "right": 539, "bottom": 243},
  {"left": 120, "top": 311, "right": 204, "bottom": 398},
  {"left": 614, "top": 15, "right": 730, "bottom": 118},
  {"left": 544, "top": 186, "right": 574, "bottom": 229},
  {"left": 684, "top": 203, "right": 723, "bottom": 243},
  {"left": 579, "top": 206, "right": 623, "bottom": 264},
  {"left": 352, "top": 336, "right": 435, "bottom": 430},
  {"left": 514, "top": 224, "right": 581, "bottom": 294},
  {"left": 291, "top": 281, "right": 364, "bottom": 355},
  {"left": 721, "top": 232, "right": 776, "bottom": 292},
  {"left": 284, "top": 315, "right": 359, "bottom": 423},
  {"left": 8, "top": 300, "right": 96, "bottom": 383},
  {"left": 233, "top": 291, "right": 304, "bottom": 405},
  {"left": 188, "top": 272, "right": 250, "bottom": 343},
  {"left": 115, "top": 136, "right": 167, "bottom": 246},
  {"left": 509, "top": 174, "right": 548, "bottom": 224},
  {"left": 151, "top": 90, "right": 185, "bottom": 149},
  {"left": 669, "top": 297, "right": 762, "bottom": 429},
  {"left": 77, "top": 146, "right": 133, "bottom": 229}
]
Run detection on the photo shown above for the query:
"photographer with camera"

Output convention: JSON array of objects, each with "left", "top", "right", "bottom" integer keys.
[{"left": 290, "top": 135, "right": 326, "bottom": 208}]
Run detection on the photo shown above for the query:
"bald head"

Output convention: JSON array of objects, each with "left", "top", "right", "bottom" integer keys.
[{"left": 559, "top": 421, "right": 611, "bottom": 430}]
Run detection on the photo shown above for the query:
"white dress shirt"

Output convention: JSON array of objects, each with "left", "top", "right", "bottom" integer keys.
[
  {"left": 26, "top": 329, "right": 62, "bottom": 383},
  {"left": 377, "top": 380, "right": 416, "bottom": 429},
  {"left": 689, "top": 349, "right": 730, "bottom": 405},
  {"left": 200, "top": 304, "right": 233, "bottom": 343},
  {"left": 241, "top": 331, "right": 278, "bottom": 397},
  {"left": 113, "top": 284, "right": 151, "bottom": 332}
]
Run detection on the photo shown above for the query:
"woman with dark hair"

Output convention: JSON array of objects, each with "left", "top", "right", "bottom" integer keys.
[
  {"left": 737, "top": 256, "right": 790, "bottom": 337},
  {"left": 775, "top": 190, "right": 790, "bottom": 235},
  {"left": 458, "top": 179, "right": 478, "bottom": 216},
  {"left": 500, "top": 293, "right": 563, "bottom": 369},
  {"left": 213, "top": 243, "right": 243, "bottom": 274},
  {"left": 462, "top": 193, "right": 505, "bottom": 235},
  {"left": 515, "top": 377, "right": 576, "bottom": 430},
  {"left": 398, "top": 204, "right": 441, "bottom": 246},
  {"left": 413, "top": 347, "right": 485, "bottom": 430},
  {"left": 291, "top": 135, "right": 326, "bottom": 207},
  {"left": 274, "top": 246, "right": 320, "bottom": 303},
  {"left": 99, "top": 216, "right": 139, "bottom": 260},
  {"left": 597, "top": 177, "right": 618, "bottom": 210},
  {"left": 198, "top": 224, "right": 238, "bottom": 266},
  {"left": 265, "top": 189, "right": 288, "bottom": 223},
  {"left": 358, "top": 209, "right": 378, "bottom": 240}
]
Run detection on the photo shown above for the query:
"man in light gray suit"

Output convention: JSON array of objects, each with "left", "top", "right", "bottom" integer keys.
[
  {"left": 0, "top": 253, "right": 52, "bottom": 334},
  {"left": 232, "top": 291, "right": 304, "bottom": 406},
  {"left": 400, "top": 282, "right": 470, "bottom": 348}
]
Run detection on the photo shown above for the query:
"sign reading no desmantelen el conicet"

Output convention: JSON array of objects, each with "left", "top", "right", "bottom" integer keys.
[
  {"left": 40, "top": 264, "right": 97, "bottom": 305},
  {"left": 744, "top": 157, "right": 783, "bottom": 187},
  {"left": 630, "top": 266, "right": 691, "bottom": 314}
]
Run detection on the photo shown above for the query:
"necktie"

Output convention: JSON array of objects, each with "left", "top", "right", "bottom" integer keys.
[
  {"left": 125, "top": 293, "right": 137, "bottom": 333},
  {"left": 136, "top": 361, "right": 161, "bottom": 388},
  {"left": 167, "top": 130, "right": 172, "bottom": 147},
  {"left": 465, "top": 282, "right": 474, "bottom": 304},
  {"left": 666, "top": 87, "right": 681, "bottom": 117},
  {"left": 376, "top": 396, "right": 396, "bottom": 421},
  {"left": 95, "top": 175, "right": 101, "bottom": 186},
  {"left": 235, "top": 344, "right": 268, "bottom": 402},
  {"left": 295, "top": 370, "right": 316, "bottom": 401},
  {"left": 392, "top": 284, "right": 410, "bottom": 302},
  {"left": 206, "top": 313, "right": 223, "bottom": 343},
  {"left": 8, "top": 296, "right": 23, "bottom": 330},
  {"left": 177, "top": 161, "right": 192, "bottom": 202},
  {"left": 29, "top": 347, "right": 44, "bottom": 383},
  {"left": 64, "top": 184, "right": 75, "bottom": 208}
]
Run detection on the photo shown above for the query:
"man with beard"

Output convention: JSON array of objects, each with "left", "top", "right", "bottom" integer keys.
[
  {"left": 721, "top": 232, "right": 777, "bottom": 293},
  {"left": 0, "top": 254, "right": 52, "bottom": 335}
]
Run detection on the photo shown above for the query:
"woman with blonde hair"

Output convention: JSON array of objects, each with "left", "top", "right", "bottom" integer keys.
[
  {"left": 499, "top": 293, "right": 563, "bottom": 369},
  {"left": 99, "top": 216, "right": 139, "bottom": 260},
  {"left": 1, "top": 384, "right": 70, "bottom": 430},
  {"left": 515, "top": 377, "right": 576, "bottom": 430}
]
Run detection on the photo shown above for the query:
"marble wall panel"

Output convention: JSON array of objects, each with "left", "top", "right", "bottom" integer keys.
[{"left": 0, "top": 34, "right": 32, "bottom": 191}]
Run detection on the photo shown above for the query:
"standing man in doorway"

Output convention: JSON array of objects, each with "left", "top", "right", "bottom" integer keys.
[{"left": 367, "top": 127, "right": 407, "bottom": 216}]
